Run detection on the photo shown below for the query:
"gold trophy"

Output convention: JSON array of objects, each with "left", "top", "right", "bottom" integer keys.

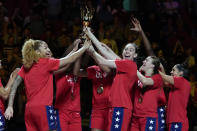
[{"left": 80, "top": 6, "right": 95, "bottom": 27}]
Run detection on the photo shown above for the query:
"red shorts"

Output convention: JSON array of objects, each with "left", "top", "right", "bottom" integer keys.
[
  {"left": 167, "top": 122, "right": 188, "bottom": 131},
  {"left": 130, "top": 116, "right": 158, "bottom": 131},
  {"left": 108, "top": 107, "right": 132, "bottom": 131},
  {"left": 56, "top": 110, "right": 81, "bottom": 131},
  {"left": 89, "top": 108, "right": 109, "bottom": 130},
  {"left": 25, "top": 105, "right": 57, "bottom": 131}
]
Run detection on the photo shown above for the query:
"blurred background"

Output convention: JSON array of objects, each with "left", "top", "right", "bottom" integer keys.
[{"left": 0, "top": 0, "right": 197, "bottom": 130}]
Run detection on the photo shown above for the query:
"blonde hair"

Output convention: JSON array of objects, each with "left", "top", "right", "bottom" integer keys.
[{"left": 22, "top": 39, "right": 43, "bottom": 69}]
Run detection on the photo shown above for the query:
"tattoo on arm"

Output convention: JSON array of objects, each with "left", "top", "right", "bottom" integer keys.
[{"left": 8, "top": 75, "right": 23, "bottom": 107}]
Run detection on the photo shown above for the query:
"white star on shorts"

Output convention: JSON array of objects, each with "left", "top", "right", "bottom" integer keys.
[
  {"left": 160, "top": 108, "right": 164, "bottom": 112},
  {"left": 114, "top": 124, "right": 119, "bottom": 128},
  {"left": 49, "top": 109, "right": 53, "bottom": 114},
  {"left": 174, "top": 124, "right": 179, "bottom": 128},
  {"left": 115, "top": 117, "right": 120, "bottom": 122},
  {"left": 150, "top": 120, "right": 154, "bottom": 124},
  {"left": 161, "top": 119, "right": 165, "bottom": 123},
  {"left": 149, "top": 126, "right": 153, "bottom": 130},
  {"left": 116, "top": 111, "right": 120, "bottom": 116}
]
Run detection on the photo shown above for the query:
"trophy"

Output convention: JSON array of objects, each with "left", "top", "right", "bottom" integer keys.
[{"left": 80, "top": 6, "right": 95, "bottom": 27}]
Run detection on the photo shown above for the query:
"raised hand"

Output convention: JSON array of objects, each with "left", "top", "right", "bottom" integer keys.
[
  {"left": 83, "top": 27, "right": 92, "bottom": 37},
  {"left": 83, "top": 39, "right": 92, "bottom": 49},
  {"left": 130, "top": 17, "right": 142, "bottom": 32},
  {"left": 4, "top": 106, "right": 14, "bottom": 120}
]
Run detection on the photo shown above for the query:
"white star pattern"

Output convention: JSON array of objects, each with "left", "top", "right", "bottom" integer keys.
[
  {"left": 174, "top": 124, "right": 179, "bottom": 128},
  {"left": 161, "top": 113, "right": 164, "bottom": 117},
  {"left": 161, "top": 119, "right": 165, "bottom": 123},
  {"left": 0, "top": 122, "right": 2, "bottom": 126},
  {"left": 114, "top": 124, "right": 119, "bottom": 128},
  {"left": 0, "top": 116, "right": 1, "bottom": 119},
  {"left": 50, "top": 115, "right": 53, "bottom": 120},
  {"left": 149, "top": 126, "right": 153, "bottom": 130},
  {"left": 116, "top": 111, "right": 120, "bottom": 116},
  {"left": 160, "top": 108, "right": 164, "bottom": 112},
  {"left": 115, "top": 117, "right": 120, "bottom": 122},
  {"left": 150, "top": 120, "right": 154, "bottom": 124},
  {"left": 49, "top": 109, "right": 53, "bottom": 114}
]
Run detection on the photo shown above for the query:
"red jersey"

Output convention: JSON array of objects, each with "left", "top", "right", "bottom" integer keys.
[
  {"left": 0, "top": 79, "right": 5, "bottom": 113},
  {"left": 87, "top": 66, "right": 113, "bottom": 109},
  {"left": 55, "top": 74, "right": 81, "bottom": 112},
  {"left": 133, "top": 74, "right": 164, "bottom": 117},
  {"left": 109, "top": 59, "right": 137, "bottom": 109},
  {"left": 158, "top": 87, "right": 166, "bottom": 107},
  {"left": 18, "top": 58, "right": 60, "bottom": 106},
  {"left": 167, "top": 77, "right": 191, "bottom": 123}
]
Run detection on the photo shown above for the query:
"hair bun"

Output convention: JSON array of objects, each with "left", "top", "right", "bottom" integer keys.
[{"left": 181, "top": 61, "right": 188, "bottom": 69}]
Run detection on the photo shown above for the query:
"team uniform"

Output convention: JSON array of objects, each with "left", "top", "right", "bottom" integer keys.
[
  {"left": 87, "top": 66, "right": 113, "bottom": 130},
  {"left": 108, "top": 59, "right": 137, "bottom": 131},
  {"left": 18, "top": 58, "right": 60, "bottom": 131},
  {"left": 166, "top": 77, "right": 191, "bottom": 131},
  {"left": 131, "top": 74, "right": 164, "bottom": 131},
  {"left": 55, "top": 74, "right": 81, "bottom": 131},
  {"left": 0, "top": 79, "right": 5, "bottom": 130}
]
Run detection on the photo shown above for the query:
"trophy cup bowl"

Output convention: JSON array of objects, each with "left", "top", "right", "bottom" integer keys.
[{"left": 80, "top": 6, "right": 95, "bottom": 27}]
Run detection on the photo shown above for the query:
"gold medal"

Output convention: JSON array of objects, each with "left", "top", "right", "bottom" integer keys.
[
  {"left": 138, "top": 97, "right": 143, "bottom": 103},
  {"left": 97, "top": 85, "right": 104, "bottom": 94}
]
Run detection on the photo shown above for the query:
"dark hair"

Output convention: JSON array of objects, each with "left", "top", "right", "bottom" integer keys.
[
  {"left": 175, "top": 63, "right": 189, "bottom": 80},
  {"left": 150, "top": 56, "right": 160, "bottom": 75},
  {"left": 127, "top": 43, "right": 142, "bottom": 68}
]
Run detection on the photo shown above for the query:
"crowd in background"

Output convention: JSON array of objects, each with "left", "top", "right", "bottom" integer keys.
[{"left": 0, "top": 0, "right": 197, "bottom": 130}]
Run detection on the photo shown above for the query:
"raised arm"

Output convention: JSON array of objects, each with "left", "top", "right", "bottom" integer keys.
[
  {"left": 58, "top": 39, "right": 91, "bottom": 69},
  {"left": 4, "top": 75, "right": 23, "bottom": 120},
  {"left": 159, "top": 71, "right": 174, "bottom": 85},
  {"left": 84, "top": 27, "right": 120, "bottom": 60},
  {"left": 54, "top": 39, "right": 81, "bottom": 75},
  {"left": 90, "top": 46, "right": 116, "bottom": 69},
  {"left": 137, "top": 70, "right": 154, "bottom": 86},
  {"left": 87, "top": 45, "right": 111, "bottom": 73},
  {"left": 130, "top": 18, "right": 154, "bottom": 56}
]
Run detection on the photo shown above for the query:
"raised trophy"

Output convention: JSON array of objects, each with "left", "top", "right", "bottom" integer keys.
[{"left": 80, "top": 6, "right": 95, "bottom": 27}]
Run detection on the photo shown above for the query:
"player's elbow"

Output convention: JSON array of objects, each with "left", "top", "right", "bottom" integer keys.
[{"left": 0, "top": 90, "right": 9, "bottom": 100}]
